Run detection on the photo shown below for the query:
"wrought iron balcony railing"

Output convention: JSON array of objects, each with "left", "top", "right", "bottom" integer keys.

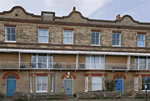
[{"left": 0, "top": 62, "right": 149, "bottom": 70}]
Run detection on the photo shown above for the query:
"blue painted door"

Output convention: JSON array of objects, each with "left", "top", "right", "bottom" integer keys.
[
  {"left": 7, "top": 80, "right": 16, "bottom": 96},
  {"left": 115, "top": 79, "right": 123, "bottom": 94}
]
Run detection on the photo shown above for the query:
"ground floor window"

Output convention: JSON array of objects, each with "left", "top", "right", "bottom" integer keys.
[
  {"left": 51, "top": 76, "right": 54, "bottom": 92},
  {"left": 85, "top": 76, "right": 88, "bottom": 92},
  {"left": 92, "top": 76, "right": 102, "bottom": 91},
  {"left": 36, "top": 76, "right": 47, "bottom": 92},
  {"left": 142, "top": 77, "right": 150, "bottom": 90},
  {"left": 30, "top": 76, "right": 32, "bottom": 92},
  {"left": 134, "top": 77, "right": 138, "bottom": 91}
]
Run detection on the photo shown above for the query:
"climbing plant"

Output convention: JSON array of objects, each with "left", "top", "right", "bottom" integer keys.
[{"left": 106, "top": 79, "right": 118, "bottom": 91}]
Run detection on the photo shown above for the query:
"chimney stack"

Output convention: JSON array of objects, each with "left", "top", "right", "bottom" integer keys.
[
  {"left": 73, "top": 7, "right": 76, "bottom": 12},
  {"left": 116, "top": 14, "right": 121, "bottom": 20}
]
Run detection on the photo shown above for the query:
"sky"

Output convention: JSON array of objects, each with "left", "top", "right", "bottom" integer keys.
[{"left": 0, "top": 0, "right": 150, "bottom": 22}]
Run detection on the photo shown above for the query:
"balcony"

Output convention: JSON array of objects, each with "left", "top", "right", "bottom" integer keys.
[{"left": 0, "top": 62, "right": 149, "bottom": 71}]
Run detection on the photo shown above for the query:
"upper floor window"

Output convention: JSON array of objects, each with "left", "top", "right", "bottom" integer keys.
[
  {"left": 91, "top": 32, "right": 100, "bottom": 45},
  {"left": 38, "top": 29, "right": 48, "bottom": 43},
  {"left": 31, "top": 53, "right": 53, "bottom": 69},
  {"left": 5, "top": 27, "right": 16, "bottom": 42},
  {"left": 86, "top": 55, "right": 105, "bottom": 69},
  {"left": 63, "top": 30, "right": 73, "bottom": 44},
  {"left": 137, "top": 34, "right": 145, "bottom": 47},
  {"left": 112, "top": 33, "right": 121, "bottom": 46},
  {"left": 134, "top": 57, "right": 150, "bottom": 70}
]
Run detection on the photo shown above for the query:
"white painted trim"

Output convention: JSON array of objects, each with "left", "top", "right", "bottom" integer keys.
[
  {"left": 4, "top": 41, "right": 16, "bottom": 43},
  {"left": 2, "top": 48, "right": 150, "bottom": 56}
]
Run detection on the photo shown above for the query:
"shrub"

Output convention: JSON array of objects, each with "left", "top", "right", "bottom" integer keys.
[
  {"left": 73, "top": 93, "right": 76, "bottom": 97},
  {"left": 16, "top": 99, "right": 27, "bottom": 101}
]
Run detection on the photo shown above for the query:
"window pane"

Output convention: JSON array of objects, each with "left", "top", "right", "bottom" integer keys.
[
  {"left": 64, "top": 37, "right": 68, "bottom": 44},
  {"left": 43, "top": 54, "right": 47, "bottom": 62},
  {"left": 11, "top": 28, "right": 15, "bottom": 34},
  {"left": 64, "top": 33, "right": 68, "bottom": 37},
  {"left": 116, "top": 40, "right": 120, "bottom": 45},
  {"left": 138, "top": 41, "right": 144, "bottom": 47},
  {"left": 7, "top": 27, "right": 10, "bottom": 34},
  {"left": 96, "top": 39, "right": 99, "bottom": 45},
  {"left": 117, "top": 34, "right": 120, "bottom": 40},
  {"left": 112, "top": 33, "right": 116, "bottom": 40},
  {"left": 91, "top": 39, "right": 95, "bottom": 44},
  {"left": 86, "top": 56, "right": 90, "bottom": 62},
  {"left": 96, "top": 33, "right": 99, "bottom": 38},
  {"left": 68, "top": 32, "right": 72, "bottom": 37},
  {"left": 91, "top": 32, "right": 95, "bottom": 38},
  {"left": 38, "top": 37, "right": 48, "bottom": 43},
  {"left": 112, "top": 40, "right": 116, "bottom": 45},
  {"left": 12, "top": 35, "right": 16, "bottom": 41},
  {"left": 38, "top": 54, "right": 43, "bottom": 62},
  {"left": 42, "top": 63, "right": 47, "bottom": 68},
  {"left": 7, "top": 34, "right": 11, "bottom": 41},
  {"left": 68, "top": 38, "right": 72, "bottom": 44},
  {"left": 95, "top": 56, "right": 99, "bottom": 63},
  {"left": 32, "top": 55, "right": 36, "bottom": 62},
  {"left": 91, "top": 56, "right": 94, "bottom": 63}
]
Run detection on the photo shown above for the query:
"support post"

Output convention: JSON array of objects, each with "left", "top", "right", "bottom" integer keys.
[
  {"left": 19, "top": 52, "right": 21, "bottom": 68},
  {"left": 76, "top": 54, "right": 79, "bottom": 69},
  {"left": 127, "top": 56, "right": 130, "bottom": 70}
]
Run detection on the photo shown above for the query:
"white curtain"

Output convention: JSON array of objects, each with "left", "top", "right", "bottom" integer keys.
[
  {"left": 37, "top": 76, "right": 47, "bottom": 91},
  {"left": 134, "top": 77, "right": 138, "bottom": 91},
  {"left": 85, "top": 76, "right": 88, "bottom": 91},
  {"left": 92, "top": 76, "right": 102, "bottom": 91}
]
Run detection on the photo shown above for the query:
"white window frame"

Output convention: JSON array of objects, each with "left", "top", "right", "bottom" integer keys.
[
  {"left": 85, "top": 76, "right": 88, "bottom": 92},
  {"left": 86, "top": 55, "right": 105, "bottom": 69},
  {"left": 51, "top": 76, "right": 54, "bottom": 92},
  {"left": 31, "top": 53, "right": 53, "bottom": 69},
  {"left": 91, "top": 76, "right": 102, "bottom": 91},
  {"left": 135, "top": 57, "right": 147, "bottom": 70},
  {"left": 112, "top": 33, "right": 121, "bottom": 46},
  {"left": 63, "top": 30, "right": 73, "bottom": 44},
  {"left": 36, "top": 76, "right": 48, "bottom": 92},
  {"left": 137, "top": 34, "right": 145, "bottom": 47},
  {"left": 91, "top": 31, "right": 100, "bottom": 46},
  {"left": 30, "top": 76, "right": 33, "bottom": 92},
  {"left": 134, "top": 77, "right": 138, "bottom": 91},
  {"left": 5, "top": 27, "right": 16, "bottom": 42},
  {"left": 38, "top": 29, "right": 49, "bottom": 43}
]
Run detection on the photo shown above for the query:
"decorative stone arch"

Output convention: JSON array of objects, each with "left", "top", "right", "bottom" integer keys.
[
  {"left": 61, "top": 72, "right": 76, "bottom": 79},
  {"left": 113, "top": 73, "right": 126, "bottom": 79},
  {"left": 2, "top": 72, "right": 20, "bottom": 79}
]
